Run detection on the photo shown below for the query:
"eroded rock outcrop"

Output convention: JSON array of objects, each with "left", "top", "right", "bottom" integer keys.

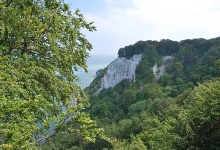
[
  {"left": 152, "top": 56, "right": 173, "bottom": 79},
  {"left": 96, "top": 55, "right": 172, "bottom": 93},
  {"left": 97, "top": 54, "right": 142, "bottom": 92}
]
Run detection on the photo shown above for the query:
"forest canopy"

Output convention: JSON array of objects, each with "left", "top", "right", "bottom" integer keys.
[
  {"left": 1, "top": 0, "right": 220, "bottom": 149},
  {"left": 43, "top": 36, "right": 220, "bottom": 149}
]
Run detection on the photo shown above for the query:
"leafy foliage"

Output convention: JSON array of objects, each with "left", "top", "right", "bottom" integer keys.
[
  {"left": 79, "top": 37, "right": 220, "bottom": 149},
  {"left": 44, "top": 34, "right": 220, "bottom": 149},
  {"left": 2, "top": 0, "right": 220, "bottom": 149},
  {"left": 0, "top": 0, "right": 104, "bottom": 149}
]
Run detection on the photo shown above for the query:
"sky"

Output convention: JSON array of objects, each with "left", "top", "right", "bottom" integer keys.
[{"left": 65, "top": 0, "right": 220, "bottom": 56}]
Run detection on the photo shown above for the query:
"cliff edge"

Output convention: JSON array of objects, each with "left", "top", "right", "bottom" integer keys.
[{"left": 96, "top": 54, "right": 142, "bottom": 92}]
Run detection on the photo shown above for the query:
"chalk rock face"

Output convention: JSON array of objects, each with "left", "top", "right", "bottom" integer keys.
[
  {"left": 97, "top": 54, "right": 142, "bottom": 91},
  {"left": 152, "top": 56, "right": 173, "bottom": 79}
]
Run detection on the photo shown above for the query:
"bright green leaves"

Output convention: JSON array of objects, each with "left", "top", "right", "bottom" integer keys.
[
  {"left": 144, "top": 79, "right": 220, "bottom": 149},
  {"left": 71, "top": 112, "right": 107, "bottom": 143},
  {"left": 0, "top": 0, "right": 101, "bottom": 149},
  {"left": 186, "top": 79, "right": 220, "bottom": 148},
  {"left": 0, "top": 56, "right": 59, "bottom": 148}
]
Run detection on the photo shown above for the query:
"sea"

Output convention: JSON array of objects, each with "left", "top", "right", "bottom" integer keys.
[
  {"left": 39, "top": 54, "right": 117, "bottom": 145},
  {"left": 75, "top": 54, "right": 117, "bottom": 89}
]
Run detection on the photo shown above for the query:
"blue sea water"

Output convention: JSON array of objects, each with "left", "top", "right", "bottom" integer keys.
[{"left": 75, "top": 54, "right": 117, "bottom": 89}]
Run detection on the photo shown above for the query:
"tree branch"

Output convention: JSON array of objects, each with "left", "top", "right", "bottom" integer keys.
[{"left": 5, "top": 0, "right": 14, "bottom": 7}]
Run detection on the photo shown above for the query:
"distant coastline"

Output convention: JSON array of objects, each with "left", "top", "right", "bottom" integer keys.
[{"left": 75, "top": 54, "right": 117, "bottom": 89}]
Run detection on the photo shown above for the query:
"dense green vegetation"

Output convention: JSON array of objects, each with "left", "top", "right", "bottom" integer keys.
[
  {"left": 44, "top": 37, "right": 220, "bottom": 149},
  {"left": 0, "top": 0, "right": 104, "bottom": 149},
  {"left": 2, "top": 0, "right": 220, "bottom": 149}
]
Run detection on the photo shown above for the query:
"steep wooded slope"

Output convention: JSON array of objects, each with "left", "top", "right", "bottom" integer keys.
[{"left": 43, "top": 37, "right": 220, "bottom": 150}]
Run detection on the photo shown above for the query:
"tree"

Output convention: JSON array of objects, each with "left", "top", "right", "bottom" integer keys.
[
  {"left": 173, "top": 61, "right": 184, "bottom": 79},
  {"left": 0, "top": 0, "right": 104, "bottom": 149},
  {"left": 186, "top": 79, "right": 220, "bottom": 149}
]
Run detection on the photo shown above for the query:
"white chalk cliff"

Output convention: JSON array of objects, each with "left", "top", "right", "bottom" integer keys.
[
  {"left": 96, "top": 55, "right": 172, "bottom": 93},
  {"left": 97, "top": 54, "right": 142, "bottom": 92},
  {"left": 152, "top": 56, "right": 173, "bottom": 79}
]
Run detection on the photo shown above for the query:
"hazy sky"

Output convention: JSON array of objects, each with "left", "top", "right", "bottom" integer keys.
[{"left": 65, "top": 0, "right": 220, "bottom": 56}]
